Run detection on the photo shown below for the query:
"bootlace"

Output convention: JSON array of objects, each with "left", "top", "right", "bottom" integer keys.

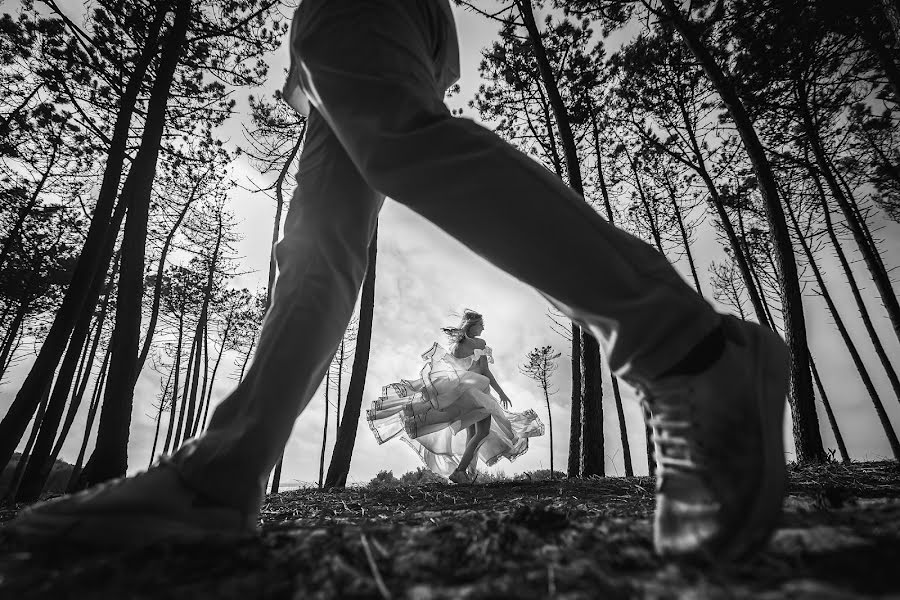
[{"left": 639, "top": 383, "right": 708, "bottom": 486}]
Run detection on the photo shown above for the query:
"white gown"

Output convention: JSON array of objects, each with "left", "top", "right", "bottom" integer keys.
[{"left": 366, "top": 342, "right": 545, "bottom": 477}]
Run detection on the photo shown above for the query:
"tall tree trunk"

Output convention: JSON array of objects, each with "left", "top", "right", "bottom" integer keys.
[
  {"left": 661, "top": 171, "right": 703, "bottom": 293},
  {"left": 664, "top": 0, "right": 824, "bottom": 461},
  {"left": 543, "top": 385, "right": 554, "bottom": 477},
  {"left": 17, "top": 252, "right": 120, "bottom": 500},
  {"left": 80, "top": 0, "right": 192, "bottom": 487},
  {"left": 199, "top": 314, "right": 234, "bottom": 432},
  {"left": 173, "top": 332, "right": 198, "bottom": 450},
  {"left": 0, "top": 302, "right": 28, "bottom": 379},
  {"left": 0, "top": 332, "right": 23, "bottom": 383},
  {"left": 785, "top": 189, "right": 900, "bottom": 459},
  {"left": 589, "top": 110, "right": 632, "bottom": 476},
  {"left": 238, "top": 334, "right": 256, "bottom": 382},
  {"left": 192, "top": 320, "right": 211, "bottom": 437},
  {"left": 519, "top": 0, "right": 607, "bottom": 478},
  {"left": 580, "top": 335, "right": 604, "bottom": 476},
  {"left": 47, "top": 264, "right": 117, "bottom": 468},
  {"left": 336, "top": 339, "right": 345, "bottom": 433},
  {"left": 4, "top": 388, "right": 50, "bottom": 501},
  {"left": 66, "top": 345, "right": 111, "bottom": 492},
  {"left": 150, "top": 367, "right": 174, "bottom": 467},
  {"left": 136, "top": 175, "right": 202, "bottom": 373},
  {"left": 879, "top": 0, "right": 900, "bottom": 51},
  {"left": 163, "top": 313, "right": 185, "bottom": 455},
  {"left": 800, "top": 91, "right": 900, "bottom": 348},
  {"left": 809, "top": 356, "right": 850, "bottom": 464},
  {"left": 807, "top": 173, "right": 900, "bottom": 406},
  {"left": 17, "top": 307, "right": 95, "bottom": 501},
  {"left": 0, "top": 7, "right": 167, "bottom": 473},
  {"left": 185, "top": 213, "right": 224, "bottom": 442},
  {"left": 265, "top": 131, "right": 304, "bottom": 495},
  {"left": 659, "top": 99, "right": 771, "bottom": 325},
  {"left": 325, "top": 227, "right": 378, "bottom": 488},
  {"left": 567, "top": 326, "right": 582, "bottom": 477},
  {"left": 319, "top": 374, "right": 330, "bottom": 489},
  {"left": 625, "top": 156, "right": 662, "bottom": 477}
]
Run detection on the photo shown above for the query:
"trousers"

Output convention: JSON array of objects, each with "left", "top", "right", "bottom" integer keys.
[{"left": 173, "top": 0, "right": 720, "bottom": 512}]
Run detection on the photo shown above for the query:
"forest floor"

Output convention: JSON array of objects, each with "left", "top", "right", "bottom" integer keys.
[{"left": 0, "top": 461, "right": 898, "bottom": 599}]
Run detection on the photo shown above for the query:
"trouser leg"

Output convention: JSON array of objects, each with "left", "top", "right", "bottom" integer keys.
[
  {"left": 173, "top": 109, "right": 384, "bottom": 512},
  {"left": 292, "top": 0, "right": 720, "bottom": 384}
]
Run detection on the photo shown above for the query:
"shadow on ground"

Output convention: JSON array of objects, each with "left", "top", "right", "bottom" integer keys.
[{"left": 0, "top": 461, "right": 898, "bottom": 599}]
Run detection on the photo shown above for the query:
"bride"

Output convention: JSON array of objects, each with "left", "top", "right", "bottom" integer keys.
[{"left": 367, "top": 309, "right": 545, "bottom": 484}]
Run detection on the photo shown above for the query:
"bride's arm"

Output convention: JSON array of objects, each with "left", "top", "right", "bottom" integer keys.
[{"left": 483, "top": 361, "right": 512, "bottom": 409}]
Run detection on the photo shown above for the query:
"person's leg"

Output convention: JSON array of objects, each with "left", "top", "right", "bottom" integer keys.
[
  {"left": 293, "top": 0, "right": 719, "bottom": 385},
  {"left": 7, "top": 109, "right": 385, "bottom": 545},
  {"left": 292, "top": 0, "right": 788, "bottom": 560},
  {"left": 172, "top": 109, "right": 384, "bottom": 512},
  {"left": 450, "top": 417, "right": 490, "bottom": 484},
  {"left": 456, "top": 417, "right": 490, "bottom": 474}
]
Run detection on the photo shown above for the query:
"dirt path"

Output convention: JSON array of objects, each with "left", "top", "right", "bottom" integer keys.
[{"left": 1, "top": 462, "right": 898, "bottom": 599}]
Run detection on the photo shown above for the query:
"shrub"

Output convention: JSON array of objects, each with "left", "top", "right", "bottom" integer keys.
[
  {"left": 367, "top": 470, "right": 400, "bottom": 489},
  {"left": 399, "top": 467, "right": 444, "bottom": 486}
]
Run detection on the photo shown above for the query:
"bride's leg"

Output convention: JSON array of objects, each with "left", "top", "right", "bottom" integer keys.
[{"left": 455, "top": 417, "right": 491, "bottom": 475}]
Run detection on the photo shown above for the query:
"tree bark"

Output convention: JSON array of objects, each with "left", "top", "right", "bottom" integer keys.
[
  {"left": 809, "top": 356, "right": 850, "bottom": 464},
  {"left": 66, "top": 344, "right": 110, "bottom": 492},
  {"left": 199, "top": 313, "right": 235, "bottom": 432},
  {"left": 336, "top": 339, "right": 345, "bottom": 433},
  {"left": 3, "top": 387, "right": 50, "bottom": 501},
  {"left": 543, "top": 385, "right": 554, "bottom": 477},
  {"left": 319, "top": 374, "right": 330, "bottom": 489},
  {"left": 580, "top": 335, "right": 604, "bottom": 476},
  {"left": 325, "top": 227, "right": 378, "bottom": 488},
  {"left": 567, "top": 326, "right": 582, "bottom": 477},
  {"left": 661, "top": 170, "right": 703, "bottom": 293},
  {"left": 879, "top": 0, "right": 900, "bottom": 50},
  {"left": 17, "top": 308, "right": 94, "bottom": 501},
  {"left": 46, "top": 259, "right": 118, "bottom": 473},
  {"left": 150, "top": 367, "right": 174, "bottom": 467},
  {"left": 17, "top": 253, "right": 120, "bottom": 500},
  {"left": 163, "top": 313, "right": 185, "bottom": 455},
  {"left": 173, "top": 332, "right": 198, "bottom": 450},
  {"left": 80, "top": 0, "right": 192, "bottom": 486},
  {"left": 589, "top": 110, "right": 632, "bottom": 476},
  {"left": 518, "top": 0, "right": 606, "bottom": 477},
  {"left": 184, "top": 212, "right": 224, "bottom": 441},
  {"left": 663, "top": 0, "right": 824, "bottom": 461}
]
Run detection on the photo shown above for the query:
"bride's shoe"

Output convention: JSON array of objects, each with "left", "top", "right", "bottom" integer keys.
[{"left": 448, "top": 469, "right": 473, "bottom": 485}]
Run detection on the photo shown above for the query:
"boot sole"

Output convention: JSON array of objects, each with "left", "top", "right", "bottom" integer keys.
[{"left": 6, "top": 511, "right": 253, "bottom": 550}]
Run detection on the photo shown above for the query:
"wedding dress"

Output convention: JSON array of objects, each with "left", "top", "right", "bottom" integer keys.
[{"left": 366, "top": 341, "right": 545, "bottom": 477}]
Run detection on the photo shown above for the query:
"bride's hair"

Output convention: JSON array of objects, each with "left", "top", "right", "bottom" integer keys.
[{"left": 441, "top": 309, "right": 483, "bottom": 345}]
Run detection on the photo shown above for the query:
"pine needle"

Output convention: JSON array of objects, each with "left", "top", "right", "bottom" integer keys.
[{"left": 360, "top": 532, "right": 391, "bottom": 600}]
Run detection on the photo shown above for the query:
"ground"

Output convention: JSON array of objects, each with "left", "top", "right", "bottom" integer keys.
[{"left": 0, "top": 461, "right": 898, "bottom": 599}]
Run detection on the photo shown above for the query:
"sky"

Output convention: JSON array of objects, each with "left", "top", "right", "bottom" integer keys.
[{"left": 3, "top": 1, "right": 900, "bottom": 488}]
